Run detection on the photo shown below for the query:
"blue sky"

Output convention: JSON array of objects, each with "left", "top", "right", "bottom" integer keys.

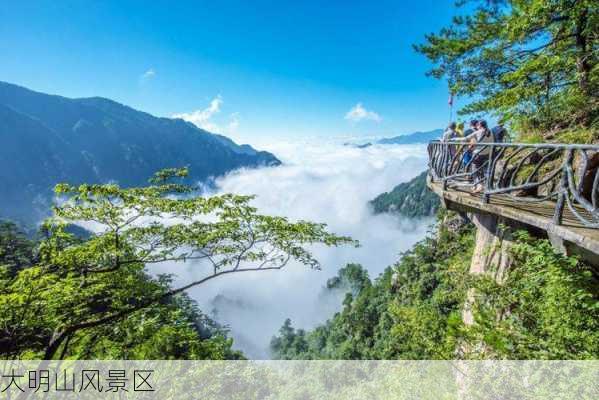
[{"left": 1, "top": 0, "right": 463, "bottom": 141}]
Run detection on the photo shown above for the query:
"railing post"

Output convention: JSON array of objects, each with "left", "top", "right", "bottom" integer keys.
[
  {"left": 554, "top": 175, "right": 566, "bottom": 226},
  {"left": 553, "top": 150, "right": 570, "bottom": 225},
  {"left": 429, "top": 142, "right": 438, "bottom": 182},
  {"left": 483, "top": 145, "right": 494, "bottom": 204},
  {"left": 440, "top": 142, "right": 448, "bottom": 190},
  {"left": 441, "top": 142, "right": 447, "bottom": 177}
]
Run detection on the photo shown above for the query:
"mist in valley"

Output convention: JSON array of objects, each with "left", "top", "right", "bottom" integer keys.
[{"left": 154, "top": 138, "right": 433, "bottom": 358}]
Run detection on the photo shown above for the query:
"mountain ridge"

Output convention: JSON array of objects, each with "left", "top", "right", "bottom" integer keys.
[
  {"left": 0, "top": 81, "right": 280, "bottom": 225},
  {"left": 377, "top": 128, "right": 443, "bottom": 145}
]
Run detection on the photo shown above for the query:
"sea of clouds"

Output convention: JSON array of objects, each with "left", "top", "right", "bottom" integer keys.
[{"left": 155, "top": 137, "right": 434, "bottom": 358}]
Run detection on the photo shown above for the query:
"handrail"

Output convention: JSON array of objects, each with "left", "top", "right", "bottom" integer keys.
[
  {"left": 427, "top": 140, "right": 599, "bottom": 228},
  {"left": 432, "top": 140, "right": 599, "bottom": 150}
]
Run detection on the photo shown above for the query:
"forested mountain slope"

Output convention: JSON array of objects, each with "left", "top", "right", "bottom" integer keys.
[{"left": 370, "top": 171, "right": 440, "bottom": 218}]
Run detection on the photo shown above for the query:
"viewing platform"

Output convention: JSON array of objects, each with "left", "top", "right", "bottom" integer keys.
[{"left": 427, "top": 140, "right": 599, "bottom": 259}]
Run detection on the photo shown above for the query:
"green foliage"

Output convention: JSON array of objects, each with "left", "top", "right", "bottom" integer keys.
[
  {"left": 270, "top": 215, "right": 474, "bottom": 359},
  {"left": 0, "top": 220, "right": 35, "bottom": 275},
  {"left": 552, "top": 127, "right": 596, "bottom": 144},
  {"left": 470, "top": 230, "right": 599, "bottom": 359},
  {"left": 0, "top": 169, "right": 355, "bottom": 360},
  {"left": 67, "top": 287, "right": 243, "bottom": 360},
  {"left": 326, "top": 263, "right": 371, "bottom": 294},
  {"left": 416, "top": 0, "right": 598, "bottom": 136},
  {"left": 383, "top": 220, "right": 474, "bottom": 359},
  {"left": 0, "top": 221, "right": 240, "bottom": 360},
  {"left": 148, "top": 166, "right": 190, "bottom": 184},
  {"left": 272, "top": 212, "right": 599, "bottom": 360},
  {"left": 370, "top": 171, "right": 440, "bottom": 218}
]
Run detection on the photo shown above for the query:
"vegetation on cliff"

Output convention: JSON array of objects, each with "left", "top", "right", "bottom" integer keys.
[
  {"left": 470, "top": 229, "right": 598, "bottom": 358},
  {"left": 271, "top": 212, "right": 599, "bottom": 359},
  {"left": 271, "top": 213, "right": 473, "bottom": 359}
]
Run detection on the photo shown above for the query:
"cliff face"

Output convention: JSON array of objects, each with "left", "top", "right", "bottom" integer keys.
[{"left": 460, "top": 212, "right": 515, "bottom": 358}]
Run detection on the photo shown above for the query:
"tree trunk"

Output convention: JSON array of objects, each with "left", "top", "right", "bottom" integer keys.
[
  {"left": 44, "top": 330, "right": 67, "bottom": 359},
  {"left": 574, "top": 8, "right": 591, "bottom": 98}
]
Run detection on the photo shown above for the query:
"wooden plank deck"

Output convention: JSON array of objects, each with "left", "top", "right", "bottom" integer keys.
[{"left": 428, "top": 181, "right": 599, "bottom": 255}]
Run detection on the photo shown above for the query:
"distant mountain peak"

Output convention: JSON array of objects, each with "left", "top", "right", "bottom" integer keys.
[
  {"left": 377, "top": 129, "right": 443, "bottom": 145},
  {"left": 0, "top": 80, "right": 280, "bottom": 226}
]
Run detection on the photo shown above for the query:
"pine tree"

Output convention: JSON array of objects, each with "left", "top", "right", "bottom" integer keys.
[{"left": 416, "top": 0, "right": 598, "bottom": 135}]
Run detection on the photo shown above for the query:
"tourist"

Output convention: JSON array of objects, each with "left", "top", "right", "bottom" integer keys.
[
  {"left": 456, "top": 122, "right": 464, "bottom": 137},
  {"left": 470, "top": 120, "right": 493, "bottom": 192},
  {"left": 442, "top": 122, "right": 458, "bottom": 141},
  {"left": 491, "top": 117, "right": 508, "bottom": 142},
  {"left": 454, "top": 120, "right": 493, "bottom": 191},
  {"left": 460, "top": 119, "right": 478, "bottom": 169},
  {"left": 464, "top": 119, "right": 477, "bottom": 136},
  {"left": 443, "top": 122, "right": 461, "bottom": 162}
]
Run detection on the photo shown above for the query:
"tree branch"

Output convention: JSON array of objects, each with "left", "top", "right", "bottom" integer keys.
[{"left": 44, "top": 263, "right": 288, "bottom": 359}]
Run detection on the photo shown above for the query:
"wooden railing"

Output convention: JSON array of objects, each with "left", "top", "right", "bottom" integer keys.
[{"left": 428, "top": 140, "right": 599, "bottom": 228}]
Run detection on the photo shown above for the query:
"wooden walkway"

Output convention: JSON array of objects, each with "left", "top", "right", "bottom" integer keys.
[{"left": 428, "top": 181, "right": 599, "bottom": 255}]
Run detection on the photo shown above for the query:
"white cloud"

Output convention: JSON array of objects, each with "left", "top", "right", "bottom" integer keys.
[
  {"left": 173, "top": 96, "right": 224, "bottom": 133},
  {"left": 78, "top": 138, "right": 432, "bottom": 358},
  {"left": 139, "top": 68, "right": 156, "bottom": 83},
  {"left": 345, "top": 103, "right": 382, "bottom": 123},
  {"left": 148, "top": 139, "right": 431, "bottom": 358},
  {"left": 173, "top": 97, "right": 242, "bottom": 136}
]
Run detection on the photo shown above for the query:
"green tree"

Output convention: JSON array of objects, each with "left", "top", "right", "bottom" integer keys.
[
  {"left": 470, "top": 230, "right": 599, "bottom": 359},
  {"left": 271, "top": 211, "right": 599, "bottom": 360},
  {"left": 0, "top": 168, "right": 356, "bottom": 359},
  {"left": 326, "top": 263, "right": 371, "bottom": 294},
  {"left": 271, "top": 218, "right": 475, "bottom": 360},
  {"left": 416, "top": 0, "right": 598, "bottom": 134}
]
